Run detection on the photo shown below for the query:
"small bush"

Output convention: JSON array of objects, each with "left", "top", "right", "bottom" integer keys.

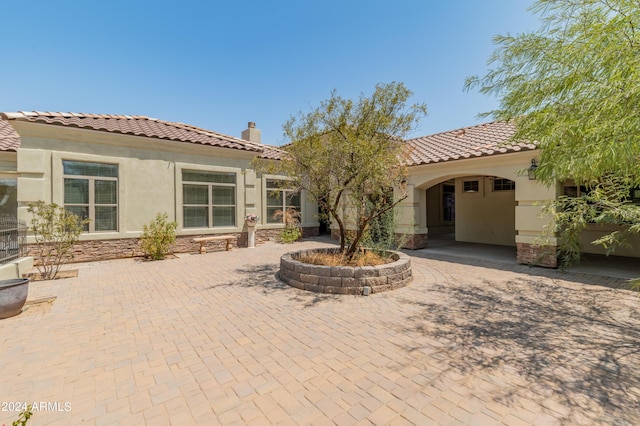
[
  {"left": 273, "top": 207, "right": 302, "bottom": 244},
  {"left": 28, "top": 201, "right": 90, "bottom": 280},
  {"left": 140, "top": 213, "right": 177, "bottom": 260},
  {"left": 278, "top": 224, "right": 302, "bottom": 244}
]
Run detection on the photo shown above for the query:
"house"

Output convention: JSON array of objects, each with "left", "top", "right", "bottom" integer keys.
[
  {"left": 0, "top": 112, "right": 319, "bottom": 263},
  {"left": 1, "top": 111, "right": 637, "bottom": 269}
]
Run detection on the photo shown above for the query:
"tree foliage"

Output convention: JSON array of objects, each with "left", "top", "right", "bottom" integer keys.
[
  {"left": 28, "top": 201, "right": 89, "bottom": 280},
  {"left": 466, "top": 0, "right": 640, "bottom": 265},
  {"left": 256, "top": 82, "right": 426, "bottom": 259}
]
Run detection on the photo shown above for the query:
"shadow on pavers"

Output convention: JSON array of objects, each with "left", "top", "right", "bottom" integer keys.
[
  {"left": 408, "top": 248, "right": 636, "bottom": 291},
  {"left": 205, "top": 263, "right": 343, "bottom": 308},
  {"left": 395, "top": 275, "right": 640, "bottom": 425}
]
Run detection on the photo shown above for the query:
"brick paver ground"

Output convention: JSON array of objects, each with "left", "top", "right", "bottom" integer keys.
[{"left": 1, "top": 239, "right": 639, "bottom": 425}]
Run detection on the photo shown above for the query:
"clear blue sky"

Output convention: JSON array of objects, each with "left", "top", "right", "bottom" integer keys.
[{"left": 1, "top": 1, "right": 538, "bottom": 145}]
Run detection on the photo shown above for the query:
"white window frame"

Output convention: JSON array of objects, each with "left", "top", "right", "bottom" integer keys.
[
  {"left": 62, "top": 160, "right": 118, "bottom": 233},
  {"left": 182, "top": 171, "right": 237, "bottom": 228},
  {"left": 175, "top": 164, "right": 242, "bottom": 232},
  {"left": 265, "top": 178, "right": 301, "bottom": 224}
]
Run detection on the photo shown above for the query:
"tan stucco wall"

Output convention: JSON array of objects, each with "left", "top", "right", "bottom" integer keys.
[
  {"left": 455, "top": 176, "right": 516, "bottom": 246},
  {"left": 579, "top": 225, "right": 640, "bottom": 257},
  {"left": 13, "top": 121, "right": 318, "bottom": 242}
]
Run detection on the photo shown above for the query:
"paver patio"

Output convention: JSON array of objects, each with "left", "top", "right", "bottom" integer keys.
[{"left": 1, "top": 239, "right": 639, "bottom": 425}]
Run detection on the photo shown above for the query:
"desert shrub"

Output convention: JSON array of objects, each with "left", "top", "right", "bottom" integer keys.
[
  {"left": 278, "top": 224, "right": 302, "bottom": 244},
  {"left": 273, "top": 207, "right": 302, "bottom": 244},
  {"left": 140, "top": 213, "right": 177, "bottom": 260},
  {"left": 28, "top": 201, "right": 89, "bottom": 280}
]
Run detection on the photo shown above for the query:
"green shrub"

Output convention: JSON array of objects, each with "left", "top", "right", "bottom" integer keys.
[
  {"left": 273, "top": 207, "right": 302, "bottom": 244},
  {"left": 140, "top": 213, "right": 177, "bottom": 260},
  {"left": 278, "top": 224, "right": 302, "bottom": 244},
  {"left": 28, "top": 201, "right": 90, "bottom": 280}
]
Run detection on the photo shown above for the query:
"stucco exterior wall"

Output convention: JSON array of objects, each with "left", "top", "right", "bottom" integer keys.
[
  {"left": 455, "top": 176, "right": 517, "bottom": 247},
  {"left": 579, "top": 225, "right": 640, "bottom": 257},
  {"left": 13, "top": 122, "right": 318, "bottom": 245}
]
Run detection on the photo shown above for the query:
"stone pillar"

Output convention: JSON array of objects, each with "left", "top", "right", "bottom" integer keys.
[
  {"left": 515, "top": 175, "right": 559, "bottom": 267},
  {"left": 396, "top": 184, "right": 428, "bottom": 249}
]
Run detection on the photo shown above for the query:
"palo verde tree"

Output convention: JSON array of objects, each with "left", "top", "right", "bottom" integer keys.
[
  {"left": 466, "top": 0, "right": 640, "bottom": 266},
  {"left": 256, "top": 82, "right": 427, "bottom": 259}
]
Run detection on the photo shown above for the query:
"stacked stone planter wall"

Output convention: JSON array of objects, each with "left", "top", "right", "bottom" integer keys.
[{"left": 278, "top": 248, "right": 412, "bottom": 295}]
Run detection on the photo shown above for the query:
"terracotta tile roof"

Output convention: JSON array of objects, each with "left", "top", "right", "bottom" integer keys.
[
  {"left": 0, "top": 118, "right": 20, "bottom": 152},
  {"left": 0, "top": 111, "right": 273, "bottom": 154},
  {"left": 404, "top": 121, "right": 536, "bottom": 166}
]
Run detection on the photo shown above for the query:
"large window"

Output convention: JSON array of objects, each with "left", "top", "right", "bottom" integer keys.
[
  {"left": 183, "top": 170, "right": 236, "bottom": 228},
  {"left": 266, "top": 179, "right": 300, "bottom": 224},
  {"left": 63, "top": 161, "right": 118, "bottom": 232}
]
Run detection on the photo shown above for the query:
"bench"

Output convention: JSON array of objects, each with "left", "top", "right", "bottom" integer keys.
[{"left": 192, "top": 235, "right": 236, "bottom": 253}]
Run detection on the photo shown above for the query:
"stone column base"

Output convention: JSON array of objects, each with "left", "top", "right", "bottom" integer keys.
[
  {"left": 400, "top": 233, "right": 428, "bottom": 250},
  {"left": 517, "top": 243, "right": 558, "bottom": 268}
]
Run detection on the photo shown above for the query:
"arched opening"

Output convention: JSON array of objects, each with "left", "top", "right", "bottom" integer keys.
[{"left": 421, "top": 174, "right": 517, "bottom": 247}]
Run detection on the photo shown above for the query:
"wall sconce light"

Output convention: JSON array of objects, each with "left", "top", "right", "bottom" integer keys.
[{"left": 528, "top": 159, "right": 538, "bottom": 180}]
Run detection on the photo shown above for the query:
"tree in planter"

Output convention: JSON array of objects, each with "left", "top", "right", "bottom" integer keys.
[
  {"left": 256, "top": 82, "right": 426, "bottom": 260},
  {"left": 27, "top": 201, "right": 89, "bottom": 280},
  {"left": 140, "top": 213, "right": 177, "bottom": 260},
  {"left": 466, "top": 0, "right": 640, "bottom": 272}
]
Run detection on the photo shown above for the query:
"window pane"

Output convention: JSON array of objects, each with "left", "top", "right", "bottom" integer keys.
[
  {"left": 266, "top": 179, "right": 279, "bottom": 189},
  {"left": 0, "top": 178, "right": 17, "bottom": 217},
  {"left": 183, "top": 171, "right": 235, "bottom": 184},
  {"left": 267, "top": 190, "right": 282, "bottom": 207},
  {"left": 183, "top": 185, "right": 208, "bottom": 204},
  {"left": 95, "top": 206, "right": 117, "bottom": 231},
  {"left": 212, "top": 186, "right": 235, "bottom": 205},
  {"left": 183, "top": 206, "right": 208, "bottom": 228},
  {"left": 287, "top": 192, "right": 301, "bottom": 208},
  {"left": 267, "top": 179, "right": 295, "bottom": 190},
  {"left": 64, "top": 179, "right": 89, "bottom": 204},
  {"left": 95, "top": 180, "right": 117, "bottom": 204},
  {"left": 463, "top": 181, "right": 479, "bottom": 192},
  {"left": 267, "top": 207, "right": 282, "bottom": 224},
  {"left": 212, "top": 207, "right": 235, "bottom": 227},
  {"left": 65, "top": 206, "right": 89, "bottom": 231},
  {"left": 63, "top": 161, "right": 117, "bottom": 177}
]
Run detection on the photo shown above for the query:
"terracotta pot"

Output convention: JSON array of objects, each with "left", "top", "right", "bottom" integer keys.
[{"left": 0, "top": 278, "right": 29, "bottom": 319}]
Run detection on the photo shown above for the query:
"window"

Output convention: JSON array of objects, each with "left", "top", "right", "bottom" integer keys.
[
  {"left": 493, "top": 178, "right": 515, "bottom": 191},
  {"left": 563, "top": 185, "right": 589, "bottom": 197},
  {"left": 183, "top": 170, "right": 236, "bottom": 228},
  {"left": 63, "top": 161, "right": 118, "bottom": 232},
  {"left": 0, "top": 178, "right": 17, "bottom": 217},
  {"left": 463, "top": 180, "right": 479, "bottom": 193},
  {"left": 266, "top": 179, "right": 301, "bottom": 224}
]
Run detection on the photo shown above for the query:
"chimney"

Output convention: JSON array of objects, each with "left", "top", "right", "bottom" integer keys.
[{"left": 241, "top": 121, "right": 261, "bottom": 144}]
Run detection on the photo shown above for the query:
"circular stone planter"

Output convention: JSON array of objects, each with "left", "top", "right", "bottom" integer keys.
[
  {"left": 0, "top": 278, "right": 30, "bottom": 319},
  {"left": 278, "top": 248, "right": 412, "bottom": 295}
]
